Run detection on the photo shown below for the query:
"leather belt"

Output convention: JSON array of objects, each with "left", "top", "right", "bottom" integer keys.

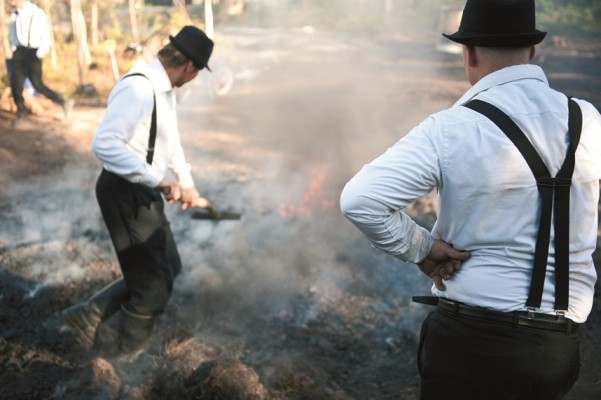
[{"left": 412, "top": 296, "right": 579, "bottom": 335}]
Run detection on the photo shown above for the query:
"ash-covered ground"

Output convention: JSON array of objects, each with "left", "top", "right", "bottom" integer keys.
[{"left": 1, "top": 20, "right": 601, "bottom": 400}]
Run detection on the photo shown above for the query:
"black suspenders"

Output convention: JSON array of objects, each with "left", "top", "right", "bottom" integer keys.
[
  {"left": 463, "top": 98, "right": 583, "bottom": 312},
  {"left": 26, "top": 11, "right": 34, "bottom": 48},
  {"left": 14, "top": 9, "right": 35, "bottom": 48},
  {"left": 122, "top": 73, "right": 157, "bottom": 165}
]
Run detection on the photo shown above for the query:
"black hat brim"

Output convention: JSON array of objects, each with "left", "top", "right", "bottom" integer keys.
[{"left": 442, "top": 30, "right": 547, "bottom": 47}]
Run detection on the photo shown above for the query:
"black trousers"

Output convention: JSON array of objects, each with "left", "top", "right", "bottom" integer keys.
[
  {"left": 10, "top": 46, "right": 64, "bottom": 114},
  {"left": 418, "top": 309, "right": 580, "bottom": 400},
  {"left": 96, "top": 169, "right": 181, "bottom": 317}
]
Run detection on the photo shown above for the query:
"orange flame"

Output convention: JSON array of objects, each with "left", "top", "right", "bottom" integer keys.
[{"left": 279, "top": 166, "right": 336, "bottom": 218}]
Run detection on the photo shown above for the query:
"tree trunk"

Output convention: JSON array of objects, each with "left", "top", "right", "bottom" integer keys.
[
  {"left": 0, "top": 0, "right": 9, "bottom": 61},
  {"left": 78, "top": 8, "right": 93, "bottom": 65},
  {"left": 40, "top": 0, "right": 57, "bottom": 69},
  {"left": 0, "top": 0, "right": 8, "bottom": 80},
  {"left": 90, "top": 0, "right": 99, "bottom": 46},
  {"left": 129, "top": 0, "right": 140, "bottom": 42},
  {"left": 70, "top": 0, "right": 86, "bottom": 85},
  {"left": 204, "top": 0, "right": 214, "bottom": 38}
]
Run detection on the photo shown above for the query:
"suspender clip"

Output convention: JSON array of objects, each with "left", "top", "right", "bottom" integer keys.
[
  {"left": 526, "top": 307, "right": 537, "bottom": 318},
  {"left": 555, "top": 310, "right": 566, "bottom": 321}
]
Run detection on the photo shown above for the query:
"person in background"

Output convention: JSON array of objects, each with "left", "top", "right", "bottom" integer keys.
[
  {"left": 9, "top": 0, "right": 73, "bottom": 127},
  {"left": 340, "top": 0, "right": 601, "bottom": 399},
  {"left": 61, "top": 26, "right": 213, "bottom": 359}
]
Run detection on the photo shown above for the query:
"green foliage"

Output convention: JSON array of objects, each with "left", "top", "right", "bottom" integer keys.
[{"left": 537, "top": 0, "right": 601, "bottom": 35}]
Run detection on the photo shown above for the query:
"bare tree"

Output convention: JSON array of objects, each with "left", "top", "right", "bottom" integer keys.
[
  {"left": 204, "top": 0, "right": 214, "bottom": 38},
  {"left": 0, "top": 0, "right": 8, "bottom": 82},
  {"left": 90, "top": 0, "right": 99, "bottom": 46},
  {"left": 129, "top": 0, "right": 140, "bottom": 42},
  {"left": 70, "top": 0, "right": 88, "bottom": 85},
  {"left": 40, "top": 0, "right": 57, "bottom": 69},
  {"left": 0, "top": 0, "right": 9, "bottom": 62}
]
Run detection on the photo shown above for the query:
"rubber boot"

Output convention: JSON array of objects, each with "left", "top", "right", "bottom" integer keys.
[
  {"left": 117, "top": 305, "right": 155, "bottom": 359},
  {"left": 62, "top": 278, "right": 128, "bottom": 349}
]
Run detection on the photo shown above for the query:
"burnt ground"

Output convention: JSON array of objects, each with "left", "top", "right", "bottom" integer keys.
[{"left": 1, "top": 28, "right": 601, "bottom": 400}]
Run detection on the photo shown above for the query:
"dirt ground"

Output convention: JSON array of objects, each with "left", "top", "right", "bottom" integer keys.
[{"left": 1, "top": 27, "right": 601, "bottom": 399}]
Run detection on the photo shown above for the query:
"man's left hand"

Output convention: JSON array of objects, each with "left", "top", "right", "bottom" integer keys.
[{"left": 418, "top": 240, "right": 470, "bottom": 291}]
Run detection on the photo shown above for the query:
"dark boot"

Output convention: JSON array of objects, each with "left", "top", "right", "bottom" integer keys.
[
  {"left": 107, "top": 305, "right": 155, "bottom": 363},
  {"left": 117, "top": 305, "right": 155, "bottom": 354},
  {"left": 12, "top": 108, "right": 28, "bottom": 128},
  {"left": 62, "top": 278, "right": 128, "bottom": 349}
]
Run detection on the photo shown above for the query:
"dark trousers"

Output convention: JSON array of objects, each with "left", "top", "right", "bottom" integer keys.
[
  {"left": 10, "top": 46, "right": 64, "bottom": 114},
  {"left": 96, "top": 169, "right": 182, "bottom": 317},
  {"left": 418, "top": 309, "right": 580, "bottom": 400}
]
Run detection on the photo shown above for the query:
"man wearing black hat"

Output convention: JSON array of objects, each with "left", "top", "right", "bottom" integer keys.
[
  {"left": 61, "top": 26, "right": 214, "bottom": 358},
  {"left": 341, "top": 0, "right": 601, "bottom": 399}
]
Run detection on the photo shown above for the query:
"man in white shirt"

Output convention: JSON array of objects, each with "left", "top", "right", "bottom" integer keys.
[
  {"left": 340, "top": 0, "right": 601, "bottom": 398},
  {"left": 62, "top": 26, "right": 213, "bottom": 358},
  {"left": 9, "top": 0, "right": 72, "bottom": 127}
]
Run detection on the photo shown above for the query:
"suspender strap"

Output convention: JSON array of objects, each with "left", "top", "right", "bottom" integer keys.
[
  {"left": 555, "top": 99, "right": 583, "bottom": 309},
  {"left": 27, "top": 11, "right": 34, "bottom": 48},
  {"left": 463, "top": 98, "right": 582, "bottom": 311},
  {"left": 122, "top": 73, "right": 157, "bottom": 165}
]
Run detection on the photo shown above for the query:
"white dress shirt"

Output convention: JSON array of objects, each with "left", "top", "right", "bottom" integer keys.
[
  {"left": 10, "top": 0, "right": 51, "bottom": 58},
  {"left": 341, "top": 64, "right": 601, "bottom": 323},
  {"left": 92, "top": 58, "right": 194, "bottom": 189}
]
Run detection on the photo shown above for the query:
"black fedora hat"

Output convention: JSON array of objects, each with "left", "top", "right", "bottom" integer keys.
[
  {"left": 169, "top": 26, "right": 214, "bottom": 71},
  {"left": 443, "top": 0, "right": 547, "bottom": 47}
]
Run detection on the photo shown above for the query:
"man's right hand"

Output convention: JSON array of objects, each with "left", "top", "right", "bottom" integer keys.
[
  {"left": 418, "top": 240, "right": 470, "bottom": 291},
  {"left": 179, "top": 187, "right": 210, "bottom": 210},
  {"left": 157, "top": 179, "right": 181, "bottom": 203}
]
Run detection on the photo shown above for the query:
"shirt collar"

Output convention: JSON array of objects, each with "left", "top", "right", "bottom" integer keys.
[
  {"left": 144, "top": 58, "right": 173, "bottom": 93},
  {"left": 14, "top": 1, "right": 29, "bottom": 14},
  {"left": 20, "top": 1, "right": 33, "bottom": 12},
  {"left": 454, "top": 64, "right": 549, "bottom": 106}
]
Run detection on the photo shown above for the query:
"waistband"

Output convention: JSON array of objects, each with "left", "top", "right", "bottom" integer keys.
[
  {"left": 412, "top": 296, "right": 579, "bottom": 335},
  {"left": 99, "top": 168, "right": 131, "bottom": 187},
  {"left": 99, "top": 168, "right": 157, "bottom": 193}
]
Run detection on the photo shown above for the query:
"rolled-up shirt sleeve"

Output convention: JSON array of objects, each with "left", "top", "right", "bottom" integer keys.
[{"left": 340, "top": 117, "right": 441, "bottom": 263}]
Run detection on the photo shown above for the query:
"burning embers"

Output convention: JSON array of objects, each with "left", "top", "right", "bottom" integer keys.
[{"left": 278, "top": 166, "right": 336, "bottom": 218}]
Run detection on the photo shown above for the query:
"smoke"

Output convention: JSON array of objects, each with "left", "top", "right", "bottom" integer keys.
[
  {"left": 0, "top": 159, "right": 115, "bottom": 299},
  {"left": 170, "top": 19, "right": 450, "bottom": 334},
  {"left": 1, "top": 0, "right": 452, "bottom": 383},
  {"left": 1, "top": 2, "right": 599, "bottom": 397}
]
